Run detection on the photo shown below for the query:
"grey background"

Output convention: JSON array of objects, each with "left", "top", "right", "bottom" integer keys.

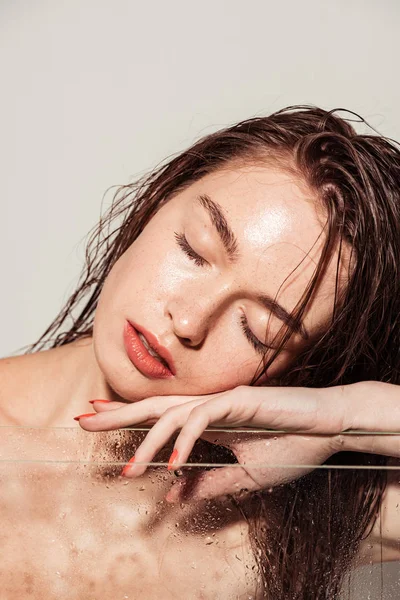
[
  {"left": 0, "top": 0, "right": 399, "bottom": 596},
  {"left": 1, "top": 0, "right": 399, "bottom": 358}
]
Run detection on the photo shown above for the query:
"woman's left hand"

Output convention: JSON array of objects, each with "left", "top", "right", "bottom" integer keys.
[{"left": 75, "top": 381, "right": 400, "bottom": 502}]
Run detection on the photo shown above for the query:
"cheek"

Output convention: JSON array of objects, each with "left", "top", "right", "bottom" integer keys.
[
  {"left": 109, "top": 236, "right": 179, "bottom": 300},
  {"left": 197, "top": 346, "right": 262, "bottom": 390}
]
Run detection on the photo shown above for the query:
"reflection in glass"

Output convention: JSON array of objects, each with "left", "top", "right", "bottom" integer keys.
[{"left": 0, "top": 427, "right": 399, "bottom": 599}]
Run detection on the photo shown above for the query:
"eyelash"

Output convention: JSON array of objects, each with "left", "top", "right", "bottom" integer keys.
[
  {"left": 174, "top": 231, "right": 208, "bottom": 267},
  {"left": 239, "top": 314, "right": 270, "bottom": 356},
  {"left": 174, "top": 231, "right": 270, "bottom": 356}
]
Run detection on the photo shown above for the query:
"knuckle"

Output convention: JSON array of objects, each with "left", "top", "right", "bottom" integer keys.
[
  {"left": 162, "top": 406, "right": 182, "bottom": 424},
  {"left": 189, "top": 404, "right": 205, "bottom": 416},
  {"left": 186, "top": 408, "right": 207, "bottom": 426},
  {"left": 189, "top": 404, "right": 207, "bottom": 420},
  {"left": 144, "top": 396, "right": 164, "bottom": 419}
]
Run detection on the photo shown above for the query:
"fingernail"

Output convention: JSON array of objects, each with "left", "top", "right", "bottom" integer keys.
[
  {"left": 73, "top": 413, "right": 97, "bottom": 421},
  {"left": 121, "top": 456, "right": 136, "bottom": 477},
  {"left": 88, "top": 399, "right": 111, "bottom": 404},
  {"left": 167, "top": 449, "right": 179, "bottom": 471}
]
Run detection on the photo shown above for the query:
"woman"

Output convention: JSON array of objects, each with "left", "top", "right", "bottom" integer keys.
[{"left": 1, "top": 105, "right": 399, "bottom": 598}]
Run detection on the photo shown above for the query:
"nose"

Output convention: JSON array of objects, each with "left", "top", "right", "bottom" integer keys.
[
  {"left": 166, "top": 301, "right": 210, "bottom": 347},
  {"left": 165, "top": 283, "right": 232, "bottom": 348}
]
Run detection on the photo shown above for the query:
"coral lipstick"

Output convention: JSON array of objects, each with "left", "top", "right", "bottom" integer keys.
[{"left": 123, "top": 321, "right": 175, "bottom": 379}]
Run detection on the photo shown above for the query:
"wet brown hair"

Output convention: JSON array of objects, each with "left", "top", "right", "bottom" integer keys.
[{"left": 25, "top": 106, "right": 400, "bottom": 598}]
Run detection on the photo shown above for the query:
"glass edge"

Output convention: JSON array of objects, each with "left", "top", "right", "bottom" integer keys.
[
  {"left": 0, "top": 426, "right": 400, "bottom": 435},
  {"left": 1, "top": 460, "right": 399, "bottom": 470}
]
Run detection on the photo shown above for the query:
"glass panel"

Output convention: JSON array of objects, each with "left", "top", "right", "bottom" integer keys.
[{"left": 0, "top": 426, "right": 399, "bottom": 599}]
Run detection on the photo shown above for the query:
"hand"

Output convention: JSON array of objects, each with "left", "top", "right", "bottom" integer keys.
[{"left": 75, "top": 381, "right": 400, "bottom": 503}]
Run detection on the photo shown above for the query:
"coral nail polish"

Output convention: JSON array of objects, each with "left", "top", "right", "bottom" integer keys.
[
  {"left": 88, "top": 399, "right": 111, "bottom": 404},
  {"left": 73, "top": 413, "right": 96, "bottom": 421},
  {"left": 121, "top": 456, "right": 136, "bottom": 477},
  {"left": 167, "top": 449, "right": 179, "bottom": 471}
]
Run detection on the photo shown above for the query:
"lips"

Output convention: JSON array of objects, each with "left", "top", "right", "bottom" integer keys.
[
  {"left": 137, "top": 331, "right": 167, "bottom": 364},
  {"left": 123, "top": 320, "right": 176, "bottom": 379}
]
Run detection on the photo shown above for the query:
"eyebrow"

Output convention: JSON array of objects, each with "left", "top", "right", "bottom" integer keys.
[
  {"left": 195, "top": 193, "right": 309, "bottom": 340},
  {"left": 196, "top": 194, "right": 240, "bottom": 264}
]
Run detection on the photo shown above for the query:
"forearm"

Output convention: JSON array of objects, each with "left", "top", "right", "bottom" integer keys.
[{"left": 330, "top": 380, "right": 400, "bottom": 457}]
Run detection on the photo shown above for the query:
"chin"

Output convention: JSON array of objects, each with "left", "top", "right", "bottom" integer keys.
[
  {"left": 91, "top": 328, "right": 132, "bottom": 401},
  {"left": 104, "top": 376, "right": 138, "bottom": 402},
  {"left": 93, "top": 333, "right": 169, "bottom": 402}
]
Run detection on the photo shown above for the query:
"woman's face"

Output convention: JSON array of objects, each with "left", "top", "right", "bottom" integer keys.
[{"left": 93, "top": 164, "right": 342, "bottom": 402}]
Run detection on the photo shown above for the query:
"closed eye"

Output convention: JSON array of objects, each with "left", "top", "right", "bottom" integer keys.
[
  {"left": 174, "top": 232, "right": 209, "bottom": 267},
  {"left": 175, "top": 231, "right": 272, "bottom": 356},
  {"left": 239, "top": 314, "right": 272, "bottom": 356}
]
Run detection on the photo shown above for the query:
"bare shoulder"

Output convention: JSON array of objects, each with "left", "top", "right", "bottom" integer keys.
[
  {"left": 0, "top": 343, "right": 75, "bottom": 397},
  {"left": 0, "top": 353, "right": 42, "bottom": 424},
  {"left": 0, "top": 341, "right": 90, "bottom": 426},
  {"left": 0, "top": 352, "right": 38, "bottom": 388}
]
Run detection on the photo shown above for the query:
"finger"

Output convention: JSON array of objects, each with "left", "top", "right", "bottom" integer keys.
[
  {"left": 89, "top": 401, "right": 159, "bottom": 426},
  {"left": 169, "top": 401, "right": 231, "bottom": 468},
  {"left": 126, "top": 394, "right": 236, "bottom": 477},
  {"left": 76, "top": 394, "right": 206, "bottom": 431},
  {"left": 89, "top": 400, "right": 128, "bottom": 413},
  {"left": 88, "top": 399, "right": 166, "bottom": 425},
  {"left": 122, "top": 399, "right": 207, "bottom": 477}
]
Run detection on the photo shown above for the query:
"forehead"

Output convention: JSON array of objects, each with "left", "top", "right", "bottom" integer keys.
[
  {"left": 192, "top": 164, "right": 322, "bottom": 248},
  {"left": 176, "top": 164, "right": 343, "bottom": 333}
]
